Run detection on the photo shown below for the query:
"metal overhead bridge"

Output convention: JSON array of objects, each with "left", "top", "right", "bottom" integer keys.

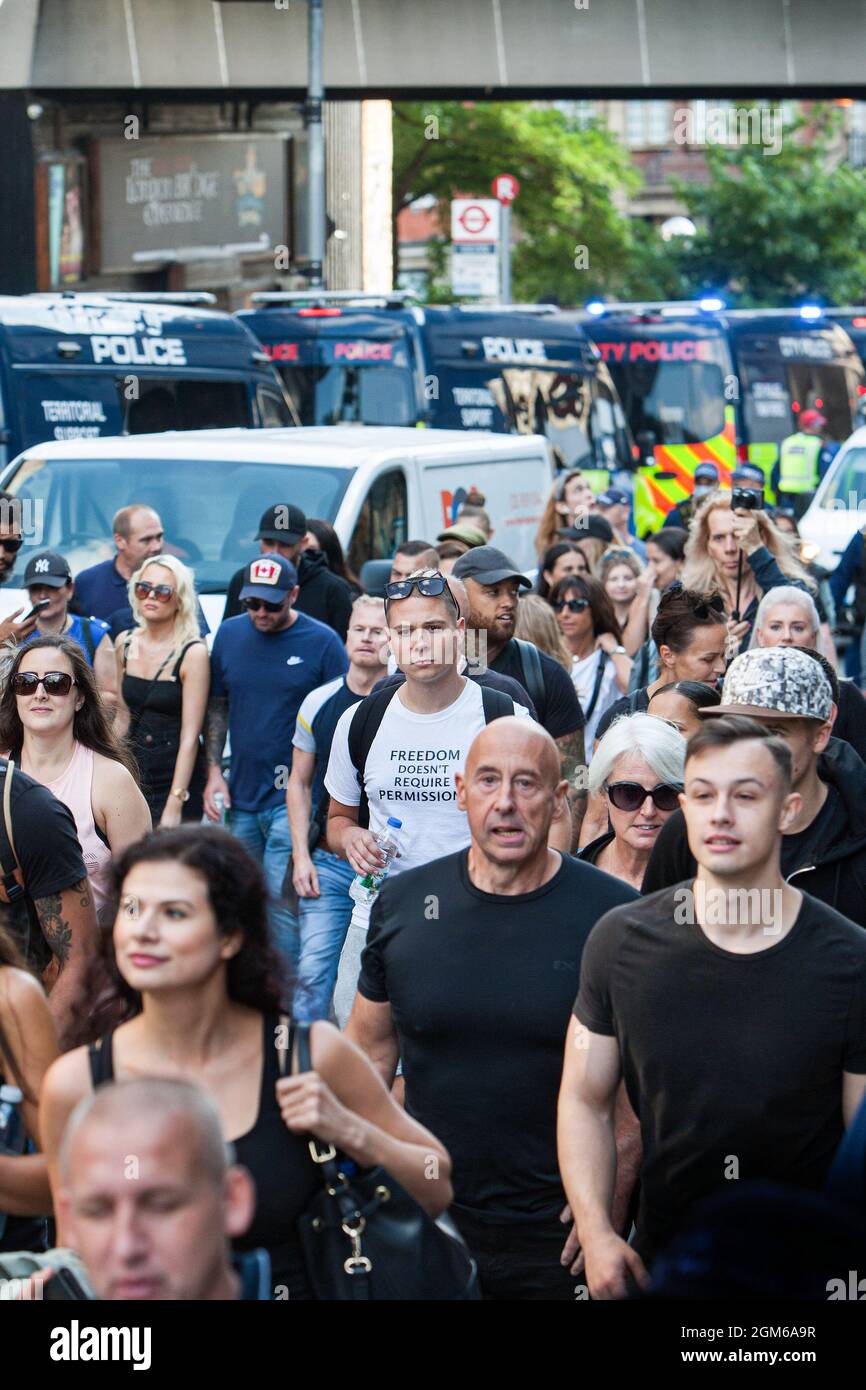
[{"left": 2, "top": 0, "right": 866, "bottom": 95}]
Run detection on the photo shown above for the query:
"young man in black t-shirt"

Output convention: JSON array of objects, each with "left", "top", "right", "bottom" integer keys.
[
  {"left": 346, "top": 717, "right": 638, "bottom": 1300},
  {"left": 560, "top": 715, "right": 866, "bottom": 1300},
  {"left": 643, "top": 646, "right": 866, "bottom": 927}
]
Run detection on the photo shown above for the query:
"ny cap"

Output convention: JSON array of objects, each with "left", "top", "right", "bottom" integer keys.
[
  {"left": 700, "top": 646, "right": 833, "bottom": 722},
  {"left": 24, "top": 550, "right": 72, "bottom": 588}
]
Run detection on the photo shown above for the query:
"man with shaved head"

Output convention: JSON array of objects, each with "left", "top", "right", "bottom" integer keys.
[
  {"left": 52, "top": 1077, "right": 261, "bottom": 1301},
  {"left": 346, "top": 717, "right": 637, "bottom": 1300}
]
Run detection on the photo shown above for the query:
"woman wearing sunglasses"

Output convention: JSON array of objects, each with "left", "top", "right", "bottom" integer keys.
[
  {"left": 0, "top": 638, "right": 151, "bottom": 923},
  {"left": 114, "top": 555, "right": 210, "bottom": 827},
  {"left": 550, "top": 576, "right": 632, "bottom": 754},
  {"left": 579, "top": 712, "right": 686, "bottom": 891}
]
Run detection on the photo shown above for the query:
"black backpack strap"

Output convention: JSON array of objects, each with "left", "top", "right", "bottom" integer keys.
[
  {"left": 0, "top": 760, "right": 24, "bottom": 906},
  {"left": 347, "top": 686, "right": 397, "bottom": 830},
  {"left": 583, "top": 651, "right": 609, "bottom": 725},
  {"left": 479, "top": 684, "right": 516, "bottom": 723},
  {"left": 513, "top": 639, "right": 545, "bottom": 712},
  {"left": 80, "top": 617, "right": 96, "bottom": 664}
]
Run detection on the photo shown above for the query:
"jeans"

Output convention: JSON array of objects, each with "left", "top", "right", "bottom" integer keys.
[
  {"left": 229, "top": 805, "right": 299, "bottom": 970},
  {"left": 294, "top": 848, "right": 355, "bottom": 1023},
  {"left": 450, "top": 1206, "right": 579, "bottom": 1301}
]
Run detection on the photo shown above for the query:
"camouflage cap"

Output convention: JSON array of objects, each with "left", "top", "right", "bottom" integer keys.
[{"left": 699, "top": 646, "right": 833, "bottom": 722}]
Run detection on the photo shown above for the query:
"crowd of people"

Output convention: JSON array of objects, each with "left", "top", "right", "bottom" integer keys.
[{"left": 1, "top": 463, "right": 866, "bottom": 1305}]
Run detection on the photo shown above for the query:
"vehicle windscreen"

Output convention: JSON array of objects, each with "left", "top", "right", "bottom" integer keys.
[
  {"left": 276, "top": 363, "right": 416, "bottom": 425},
  {"left": 4, "top": 455, "right": 351, "bottom": 592},
  {"left": 817, "top": 445, "right": 866, "bottom": 508},
  {"left": 735, "top": 333, "right": 861, "bottom": 445},
  {"left": 594, "top": 339, "right": 726, "bottom": 446}
]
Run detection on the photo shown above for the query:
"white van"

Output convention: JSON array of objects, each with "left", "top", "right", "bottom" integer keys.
[
  {"left": 800, "top": 424, "right": 866, "bottom": 571},
  {"left": 0, "top": 426, "right": 553, "bottom": 630}
]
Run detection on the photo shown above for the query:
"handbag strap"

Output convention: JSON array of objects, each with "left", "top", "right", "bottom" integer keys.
[
  {"left": 582, "top": 649, "right": 609, "bottom": 724},
  {"left": 0, "top": 760, "right": 24, "bottom": 905}
]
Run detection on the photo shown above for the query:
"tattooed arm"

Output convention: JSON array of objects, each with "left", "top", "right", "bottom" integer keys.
[
  {"left": 34, "top": 877, "right": 98, "bottom": 1048},
  {"left": 203, "top": 695, "right": 231, "bottom": 822},
  {"left": 555, "top": 724, "right": 588, "bottom": 851}
]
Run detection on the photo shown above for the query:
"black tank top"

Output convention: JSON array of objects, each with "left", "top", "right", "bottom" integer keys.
[
  {"left": 88, "top": 1011, "right": 320, "bottom": 1299},
  {"left": 121, "top": 638, "right": 201, "bottom": 724}
]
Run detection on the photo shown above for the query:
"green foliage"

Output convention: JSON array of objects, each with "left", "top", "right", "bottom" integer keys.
[
  {"left": 393, "top": 102, "right": 641, "bottom": 304},
  {"left": 676, "top": 108, "right": 866, "bottom": 306}
]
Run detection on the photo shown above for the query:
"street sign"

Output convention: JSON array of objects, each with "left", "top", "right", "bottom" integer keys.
[
  {"left": 451, "top": 198, "right": 500, "bottom": 244},
  {"left": 451, "top": 243, "right": 500, "bottom": 298},
  {"left": 492, "top": 173, "right": 520, "bottom": 204}
]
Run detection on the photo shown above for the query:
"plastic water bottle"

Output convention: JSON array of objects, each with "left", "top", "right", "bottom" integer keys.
[
  {"left": 349, "top": 817, "right": 403, "bottom": 906},
  {"left": 213, "top": 791, "right": 229, "bottom": 826}
]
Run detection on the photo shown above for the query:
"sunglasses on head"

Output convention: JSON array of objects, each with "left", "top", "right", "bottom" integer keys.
[
  {"left": 243, "top": 596, "right": 284, "bottom": 614},
  {"left": 606, "top": 781, "right": 682, "bottom": 813},
  {"left": 553, "top": 597, "right": 590, "bottom": 614},
  {"left": 384, "top": 572, "right": 459, "bottom": 616},
  {"left": 0, "top": 536, "right": 23, "bottom": 554},
  {"left": 693, "top": 593, "right": 725, "bottom": 621},
  {"left": 135, "top": 580, "right": 175, "bottom": 603},
  {"left": 12, "top": 671, "right": 76, "bottom": 696}
]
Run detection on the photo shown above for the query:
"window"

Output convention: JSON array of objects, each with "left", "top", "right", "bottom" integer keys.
[
  {"left": 123, "top": 378, "right": 251, "bottom": 432},
  {"left": 626, "top": 101, "right": 670, "bottom": 147},
  {"left": 820, "top": 447, "right": 866, "bottom": 508},
  {"left": 605, "top": 359, "right": 726, "bottom": 445},
  {"left": 256, "top": 386, "right": 293, "bottom": 427},
  {"left": 348, "top": 469, "right": 407, "bottom": 576}
]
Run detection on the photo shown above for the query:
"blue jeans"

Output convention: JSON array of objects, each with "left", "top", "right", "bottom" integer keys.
[
  {"left": 294, "top": 848, "right": 355, "bottom": 1023},
  {"left": 229, "top": 805, "right": 299, "bottom": 971}
]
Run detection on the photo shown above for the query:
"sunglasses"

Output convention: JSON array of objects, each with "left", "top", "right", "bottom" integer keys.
[
  {"left": 135, "top": 580, "right": 175, "bottom": 603},
  {"left": 606, "top": 781, "right": 682, "bottom": 813},
  {"left": 384, "top": 573, "right": 459, "bottom": 616},
  {"left": 12, "top": 671, "right": 76, "bottom": 696},
  {"left": 0, "top": 536, "right": 23, "bottom": 553},
  {"left": 553, "top": 597, "right": 590, "bottom": 614},
  {"left": 693, "top": 593, "right": 725, "bottom": 621},
  {"left": 244, "top": 597, "right": 284, "bottom": 614}
]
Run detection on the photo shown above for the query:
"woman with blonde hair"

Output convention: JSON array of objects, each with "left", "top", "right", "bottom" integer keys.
[
  {"left": 681, "top": 490, "right": 814, "bottom": 656},
  {"left": 114, "top": 553, "right": 210, "bottom": 826},
  {"left": 515, "top": 594, "right": 573, "bottom": 673},
  {"left": 535, "top": 469, "right": 597, "bottom": 559}
]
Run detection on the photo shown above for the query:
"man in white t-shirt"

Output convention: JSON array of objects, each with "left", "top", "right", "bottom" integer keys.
[{"left": 325, "top": 569, "right": 530, "bottom": 1025}]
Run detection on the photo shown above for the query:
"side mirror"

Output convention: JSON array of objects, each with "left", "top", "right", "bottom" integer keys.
[{"left": 359, "top": 559, "right": 393, "bottom": 598}]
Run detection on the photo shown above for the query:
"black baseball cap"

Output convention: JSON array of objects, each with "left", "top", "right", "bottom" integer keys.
[
  {"left": 238, "top": 553, "right": 298, "bottom": 603},
  {"left": 452, "top": 545, "right": 531, "bottom": 589},
  {"left": 24, "top": 550, "right": 72, "bottom": 589},
  {"left": 256, "top": 503, "right": 306, "bottom": 544}
]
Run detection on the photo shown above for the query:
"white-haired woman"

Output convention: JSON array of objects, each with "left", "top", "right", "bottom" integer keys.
[
  {"left": 753, "top": 584, "right": 866, "bottom": 762},
  {"left": 114, "top": 554, "right": 210, "bottom": 827},
  {"left": 578, "top": 712, "right": 686, "bottom": 891}
]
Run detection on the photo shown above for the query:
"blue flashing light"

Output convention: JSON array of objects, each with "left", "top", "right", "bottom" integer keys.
[
  {"left": 698, "top": 296, "right": 725, "bottom": 312},
  {"left": 585, "top": 300, "right": 606, "bottom": 317},
  {"left": 799, "top": 304, "right": 822, "bottom": 320}
]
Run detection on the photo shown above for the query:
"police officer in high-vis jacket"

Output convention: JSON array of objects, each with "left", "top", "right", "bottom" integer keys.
[{"left": 773, "top": 409, "right": 838, "bottom": 519}]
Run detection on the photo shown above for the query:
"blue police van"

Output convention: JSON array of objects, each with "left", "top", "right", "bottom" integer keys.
[
  {"left": 237, "top": 292, "right": 632, "bottom": 478},
  {"left": 0, "top": 291, "right": 294, "bottom": 469}
]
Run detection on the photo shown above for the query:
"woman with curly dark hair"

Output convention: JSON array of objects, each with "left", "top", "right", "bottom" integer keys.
[
  {"left": 0, "top": 637, "right": 151, "bottom": 923},
  {"left": 39, "top": 825, "right": 452, "bottom": 1300},
  {"left": 550, "top": 575, "right": 632, "bottom": 752}
]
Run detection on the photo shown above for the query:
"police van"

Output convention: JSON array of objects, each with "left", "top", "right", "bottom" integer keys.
[
  {"left": 580, "top": 300, "right": 864, "bottom": 533},
  {"left": 0, "top": 292, "right": 294, "bottom": 469},
  {"left": 237, "top": 293, "right": 631, "bottom": 486},
  {"left": 0, "top": 426, "right": 553, "bottom": 630}
]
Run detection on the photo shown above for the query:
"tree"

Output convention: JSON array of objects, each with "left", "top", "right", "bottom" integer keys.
[
  {"left": 676, "top": 108, "right": 866, "bottom": 306},
  {"left": 392, "top": 102, "right": 643, "bottom": 304}
]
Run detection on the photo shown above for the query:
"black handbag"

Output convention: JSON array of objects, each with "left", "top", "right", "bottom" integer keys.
[{"left": 290, "top": 1024, "right": 480, "bottom": 1301}]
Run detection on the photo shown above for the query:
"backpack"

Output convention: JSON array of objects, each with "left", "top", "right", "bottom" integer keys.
[
  {"left": 347, "top": 681, "right": 517, "bottom": 829},
  {"left": 511, "top": 638, "right": 545, "bottom": 713}
]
